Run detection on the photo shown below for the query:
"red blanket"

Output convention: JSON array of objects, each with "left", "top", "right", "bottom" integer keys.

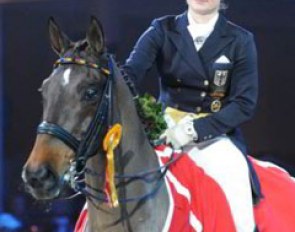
[
  {"left": 75, "top": 146, "right": 295, "bottom": 232},
  {"left": 251, "top": 158, "right": 295, "bottom": 231}
]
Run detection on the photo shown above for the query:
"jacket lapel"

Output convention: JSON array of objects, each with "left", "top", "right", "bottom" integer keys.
[
  {"left": 167, "top": 12, "right": 207, "bottom": 79},
  {"left": 199, "top": 15, "right": 235, "bottom": 63}
]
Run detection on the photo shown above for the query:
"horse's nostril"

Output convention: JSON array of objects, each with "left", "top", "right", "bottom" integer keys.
[{"left": 25, "top": 165, "right": 56, "bottom": 189}]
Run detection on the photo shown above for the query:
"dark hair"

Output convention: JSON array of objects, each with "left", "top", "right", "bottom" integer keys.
[{"left": 220, "top": 0, "right": 228, "bottom": 10}]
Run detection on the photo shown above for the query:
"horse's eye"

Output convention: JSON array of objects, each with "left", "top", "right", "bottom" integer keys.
[{"left": 84, "top": 87, "right": 98, "bottom": 101}]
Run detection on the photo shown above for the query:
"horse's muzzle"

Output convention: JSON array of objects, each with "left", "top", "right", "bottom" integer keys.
[{"left": 22, "top": 164, "right": 60, "bottom": 199}]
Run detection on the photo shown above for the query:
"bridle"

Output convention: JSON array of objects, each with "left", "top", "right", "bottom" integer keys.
[
  {"left": 36, "top": 53, "right": 183, "bottom": 208},
  {"left": 38, "top": 55, "right": 113, "bottom": 173}
]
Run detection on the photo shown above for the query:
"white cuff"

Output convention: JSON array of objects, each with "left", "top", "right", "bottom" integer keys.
[{"left": 183, "top": 121, "right": 198, "bottom": 141}]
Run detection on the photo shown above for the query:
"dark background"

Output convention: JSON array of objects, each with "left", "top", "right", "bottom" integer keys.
[{"left": 0, "top": 0, "right": 294, "bottom": 231}]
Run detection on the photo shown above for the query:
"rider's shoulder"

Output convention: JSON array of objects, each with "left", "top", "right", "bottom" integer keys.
[
  {"left": 151, "top": 13, "right": 185, "bottom": 31},
  {"left": 226, "top": 20, "right": 254, "bottom": 40}
]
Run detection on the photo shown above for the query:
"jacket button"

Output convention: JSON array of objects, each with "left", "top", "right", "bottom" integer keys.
[
  {"left": 196, "top": 106, "right": 202, "bottom": 113},
  {"left": 200, "top": 92, "right": 206, "bottom": 97},
  {"left": 177, "top": 78, "right": 182, "bottom": 83},
  {"left": 204, "top": 80, "right": 209, "bottom": 86}
]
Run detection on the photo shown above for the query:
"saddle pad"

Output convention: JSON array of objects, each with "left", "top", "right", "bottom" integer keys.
[
  {"left": 251, "top": 157, "right": 295, "bottom": 231},
  {"left": 74, "top": 145, "right": 236, "bottom": 232},
  {"left": 75, "top": 145, "right": 295, "bottom": 232}
]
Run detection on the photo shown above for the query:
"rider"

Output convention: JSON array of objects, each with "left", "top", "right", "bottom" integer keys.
[{"left": 123, "top": 0, "right": 259, "bottom": 231}]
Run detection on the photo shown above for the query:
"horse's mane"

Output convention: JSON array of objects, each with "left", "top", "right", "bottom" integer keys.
[{"left": 118, "top": 66, "right": 167, "bottom": 142}]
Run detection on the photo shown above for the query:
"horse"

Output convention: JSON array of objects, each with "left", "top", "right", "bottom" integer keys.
[
  {"left": 22, "top": 17, "right": 295, "bottom": 232},
  {"left": 21, "top": 17, "right": 239, "bottom": 232}
]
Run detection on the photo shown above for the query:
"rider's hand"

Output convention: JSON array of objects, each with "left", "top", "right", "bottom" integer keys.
[{"left": 163, "top": 116, "right": 198, "bottom": 149}]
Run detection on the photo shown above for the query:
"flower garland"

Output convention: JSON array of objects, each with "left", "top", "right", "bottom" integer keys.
[{"left": 135, "top": 93, "right": 167, "bottom": 142}]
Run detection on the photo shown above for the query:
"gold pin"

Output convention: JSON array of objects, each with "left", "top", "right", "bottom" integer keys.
[{"left": 210, "top": 100, "right": 222, "bottom": 112}]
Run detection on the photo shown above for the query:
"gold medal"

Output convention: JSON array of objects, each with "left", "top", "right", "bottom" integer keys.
[{"left": 210, "top": 100, "right": 222, "bottom": 112}]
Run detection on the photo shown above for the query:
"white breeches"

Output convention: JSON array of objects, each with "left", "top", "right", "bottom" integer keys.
[{"left": 186, "top": 136, "right": 255, "bottom": 232}]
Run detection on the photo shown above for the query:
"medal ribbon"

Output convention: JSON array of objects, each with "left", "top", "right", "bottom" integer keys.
[{"left": 103, "top": 124, "right": 122, "bottom": 207}]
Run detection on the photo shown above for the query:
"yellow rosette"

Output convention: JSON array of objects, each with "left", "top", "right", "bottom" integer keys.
[{"left": 103, "top": 124, "right": 122, "bottom": 207}]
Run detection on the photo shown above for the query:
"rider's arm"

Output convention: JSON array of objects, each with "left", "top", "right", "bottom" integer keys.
[{"left": 123, "top": 19, "right": 164, "bottom": 86}]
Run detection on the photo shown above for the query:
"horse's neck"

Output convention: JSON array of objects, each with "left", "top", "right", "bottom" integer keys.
[{"left": 86, "top": 74, "right": 169, "bottom": 231}]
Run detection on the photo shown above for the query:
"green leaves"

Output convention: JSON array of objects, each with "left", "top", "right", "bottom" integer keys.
[{"left": 136, "top": 93, "right": 167, "bottom": 141}]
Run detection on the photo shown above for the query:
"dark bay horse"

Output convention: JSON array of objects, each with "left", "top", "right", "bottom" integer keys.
[
  {"left": 22, "top": 17, "right": 295, "bottom": 232},
  {"left": 22, "top": 17, "right": 171, "bottom": 231}
]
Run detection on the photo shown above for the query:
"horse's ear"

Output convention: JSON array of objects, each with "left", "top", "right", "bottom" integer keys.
[
  {"left": 86, "top": 16, "right": 105, "bottom": 54},
  {"left": 48, "top": 17, "right": 71, "bottom": 55}
]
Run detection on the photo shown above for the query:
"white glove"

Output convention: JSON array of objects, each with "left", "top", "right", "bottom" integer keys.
[{"left": 163, "top": 115, "right": 198, "bottom": 149}]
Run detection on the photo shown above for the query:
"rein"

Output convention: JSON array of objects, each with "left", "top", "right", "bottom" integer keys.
[
  {"left": 80, "top": 150, "right": 184, "bottom": 204},
  {"left": 37, "top": 54, "right": 181, "bottom": 208}
]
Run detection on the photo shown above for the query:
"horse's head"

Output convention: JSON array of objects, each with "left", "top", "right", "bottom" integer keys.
[{"left": 22, "top": 17, "right": 109, "bottom": 199}]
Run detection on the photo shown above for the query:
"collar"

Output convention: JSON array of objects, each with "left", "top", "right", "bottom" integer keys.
[{"left": 187, "top": 12, "right": 219, "bottom": 40}]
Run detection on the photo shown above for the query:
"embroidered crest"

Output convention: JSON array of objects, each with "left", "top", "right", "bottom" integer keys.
[{"left": 213, "top": 70, "right": 228, "bottom": 87}]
